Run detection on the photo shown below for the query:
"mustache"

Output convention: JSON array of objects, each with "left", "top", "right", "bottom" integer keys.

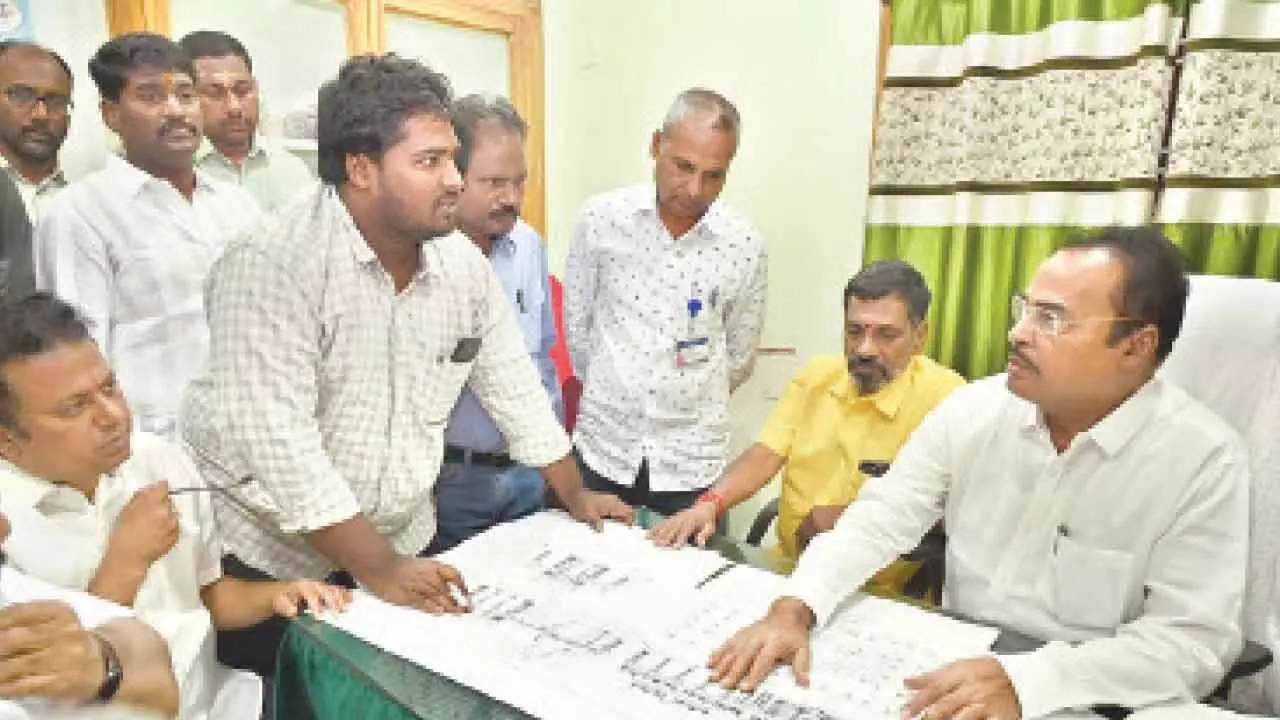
[
  {"left": 159, "top": 120, "right": 199, "bottom": 137},
  {"left": 1008, "top": 346, "right": 1038, "bottom": 371},
  {"left": 488, "top": 206, "right": 518, "bottom": 220},
  {"left": 848, "top": 357, "right": 887, "bottom": 374}
]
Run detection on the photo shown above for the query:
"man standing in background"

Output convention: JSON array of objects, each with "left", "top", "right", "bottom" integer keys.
[
  {"left": 35, "top": 32, "right": 261, "bottom": 437},
  {"left": 180, "top": 30, "right": 313, "bottom": 212},
  {"left": 430, "top": 93, "right": 562, "bottom": 553},
  {"left": 0, "top": 41, "right": 71, "bottom": 219},
  {"left": 565, "top": 87, "right": 768, "bottom": 515}
]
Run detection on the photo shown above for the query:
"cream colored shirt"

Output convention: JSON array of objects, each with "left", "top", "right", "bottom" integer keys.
[
  {"left": 784, "top": 376, "right": 1249, "bottom": 718},
  {"left": 182, "top": 186, "right": 572, "bottom": 579},
  {"left": 195, "top": 136, "right": 313, "bottom": 212},
  {"left": 0, "top": 433, "right": 247, "bottom": 720}
]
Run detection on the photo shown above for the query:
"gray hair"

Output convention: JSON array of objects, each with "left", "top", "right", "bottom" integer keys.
[
  {"left": 660, "top": 87, "right": 741, "bottom": 138},
  {"left": 451, "top": 93, "right": 527, "bottom": 176}
]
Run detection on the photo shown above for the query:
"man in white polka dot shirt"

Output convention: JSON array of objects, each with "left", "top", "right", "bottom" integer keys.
[{"left": 564, "top": 88, "right": 768, "bottom": 516}]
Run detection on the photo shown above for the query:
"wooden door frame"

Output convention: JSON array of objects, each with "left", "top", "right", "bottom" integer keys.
[
  {"left": 102, "top": 0, "right": 547, "bottom": 235},
  {"left": 346, "top": 0, "right": 547, "bottom": 235}
]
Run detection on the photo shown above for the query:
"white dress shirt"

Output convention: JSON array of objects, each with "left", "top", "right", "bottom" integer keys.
[
  {"left": 0, "top": 433, "right": 258, "bottom": 720},
  {"left": 195, "top": 135, "right": 314, "bottom": 212},
  {"left": 0, "top": 567, "right": 166, "bottom": 720},
  {"left": 0, "top": 156, "right": 67, "bottom": 220},
  {"left": 181, "top": 186, "right": 571, "bottom": 580},
  {"left": 785, "top": 376, "right": 1249, "bottom": 718},
  {"left": 33, "top": 154, "right": 261, "bottom": 437},
  {"left": 564, "top": 184, "right": 767, "bottom": 492}
]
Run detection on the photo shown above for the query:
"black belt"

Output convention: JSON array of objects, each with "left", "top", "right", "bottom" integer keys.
[{"left": 444, "top": 445, "right": 514, "bottom": 469}]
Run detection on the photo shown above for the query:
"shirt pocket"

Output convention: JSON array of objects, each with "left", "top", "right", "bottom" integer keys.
[
  {"left": 1051, "top": 535, "right": 1135, "bottom": 629},
  {"left": 418, "top": 358, "right": 475, "bottom": 425}
]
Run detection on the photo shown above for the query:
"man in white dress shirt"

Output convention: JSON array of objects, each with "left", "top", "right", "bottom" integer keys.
[
  {"left": 707, "top": 228, "right": 1250, "bottom": 719},
  {"left": 0, "top": 510, "right": 180, "bottom": 719},
  {"left": 34, "top": 33, "right": 260, "bottom": 437},
  {"left": 0, "top": 293, "right": 350, "bottom": 720},
  {"left": 564, "top": 87, "right": 768, "bottom": 514}
]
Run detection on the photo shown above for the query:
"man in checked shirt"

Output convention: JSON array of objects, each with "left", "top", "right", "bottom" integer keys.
[{"left": 180, "top": 55, "right": 633, "bottom": 679}]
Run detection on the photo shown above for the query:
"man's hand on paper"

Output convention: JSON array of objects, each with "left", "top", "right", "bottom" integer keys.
[
  {"left": 364, "top": 556, "right": 472, "bottom": 614},
  {"left": 563, "top": 489, "right": 635, "bottom": 531},
  {"left": 647, "top": 500, "right": 718, "bottom": 548},
  {"left": 902, "top": 657, "right": 1021, "bottom": 720},
  {"left": 271, "top": 579, "right": 353, "bottom": 619},
  {"left": 706, "top": 597, "right": 815, "bottom": 691},
  {"left": 795, "top": 504, "right": 844, "bottom": 551},
  {"left": 0, "top": 600, "right": 104, "bottom": 703}
]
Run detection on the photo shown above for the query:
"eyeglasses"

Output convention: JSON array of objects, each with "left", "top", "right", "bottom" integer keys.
[
  {"left": 1, "top": 84, "right": 72, "bottom": 114},
  {"left": 1010, "top": 293, "right": 1144, "bottom": 338}
]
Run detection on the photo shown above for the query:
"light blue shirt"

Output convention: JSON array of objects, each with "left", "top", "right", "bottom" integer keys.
[{"left": 445, "top": 220, "right": 563, "bottom": 453}]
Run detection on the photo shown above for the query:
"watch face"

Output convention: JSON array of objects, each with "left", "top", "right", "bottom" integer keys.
[{"left": 94, "top": 634, "right": 124, "bottom": 702}]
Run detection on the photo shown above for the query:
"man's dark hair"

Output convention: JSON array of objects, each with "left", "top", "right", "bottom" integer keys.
[
  {"left": 317, "top": 54, "right": 453, "bottom": 185},
  {"left": 1062, "top": 226, "right": 1188, "bottom": 362},
  {"left": 177, "top": 30, "right": 253, "bottom": 74},
  {"left": 88, "top": 32, "right": 194, "bottom": 102},
  {"left": 0, "top": 292, "right": 91, "bottom": 430},
  {"left": 450, "top": 93, "right": 526, "bottom": 176},
  {"left": 0, "top": 41, "right": 74, "bottom": 87},
  {"left": 844, "top": 260, "right": 932, "bottom": 325}
]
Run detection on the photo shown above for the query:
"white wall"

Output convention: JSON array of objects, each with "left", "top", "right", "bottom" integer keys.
[
  {"left": 543, "top": 0, "right": 882, "bottom": 539},
  {"left": 386, "top": 14, "right": 508, "bottom": 98},
  {"left": 27, "top": 0, "right": 109, "bottom": 180}
]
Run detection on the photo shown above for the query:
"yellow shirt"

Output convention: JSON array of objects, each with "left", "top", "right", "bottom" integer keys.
[{"left": 757, "top": 354, "right": 964, "bottom": 595}]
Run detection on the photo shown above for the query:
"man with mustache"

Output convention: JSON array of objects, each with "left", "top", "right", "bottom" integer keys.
[
  {"left": 179, "top": 31, "right": 314, "bottom": 212},
  {"left": 33, "top": 33, "right": 260, "bottom": 438},
  {"left": 180, "top": 55, "right": 632, "bottom": 680},
  {"left": 430, "top": 93, "right": 562, "bottom": 552},
  {"left": 564, "top": 88, "right": 768, "bottom": 516},
  {"left": 649, "top": 261, "right": 963, "bottom": 597},
  {"left": 708, "top": 228, "right": 1249, "bottom": 720},
  {"left": 0, "top": 41, "right": 71, "bottom": 220}
]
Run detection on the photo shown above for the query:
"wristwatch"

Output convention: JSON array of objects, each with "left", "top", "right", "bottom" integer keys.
[{"left": 92, "top": 632, "right": 123, "bottom": 702}]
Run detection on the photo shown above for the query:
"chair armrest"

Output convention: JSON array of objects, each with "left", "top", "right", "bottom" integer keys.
[{"left": 746, "top": 497, "right": 780, "bottom": 547}]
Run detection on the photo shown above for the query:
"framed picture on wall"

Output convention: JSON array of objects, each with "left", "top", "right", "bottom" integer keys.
[{"left": 0, "top": 0, "right": 29, "bottom": 41}]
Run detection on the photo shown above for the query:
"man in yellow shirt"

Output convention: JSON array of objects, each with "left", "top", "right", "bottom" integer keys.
[{"left": 649, "top": 260, "right": 963, "bottom": 596}]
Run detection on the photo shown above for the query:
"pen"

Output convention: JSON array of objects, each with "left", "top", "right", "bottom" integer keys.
[{"left": 694, "top": 562, "right": 735, "bottom": 590}]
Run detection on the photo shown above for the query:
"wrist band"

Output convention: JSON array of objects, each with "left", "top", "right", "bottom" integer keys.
[
  {"left": 697, "top": 490, "right": 726, "bottom": 517},
  {"left": 92, "top": 632, "right": 123, "bottom": 703}
]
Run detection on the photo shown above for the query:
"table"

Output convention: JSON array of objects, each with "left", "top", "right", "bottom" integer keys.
[{"left": 273, "top": 509, "right": 1034, "bottom": 719}]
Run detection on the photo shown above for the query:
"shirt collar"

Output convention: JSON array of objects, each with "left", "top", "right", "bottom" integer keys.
[
  {"left": 0, "top": 458, "right": 90, "bottom": 513},
  {"left": 1084, "top": 376, "right": 1164, "bottom": 457},
  {"left": 0, "top": 155, "right": 67, "bottom": 191},
  {"left": 329, "top": 185, "right": 442, "bottom": 284},
  {"left": 633, "top": 184, "right": 723, "bottom": 241},
  {"left": 196, "top": 135, "right": 268, "bottom": 164},
  {"left": 829, "top": 355, "right": 921, "bottom": 419},
  {"left": 1013, "top": 375, "right": 1164, "bottom": 456},
  {"left": 105, "top": 153, "right": 215, "bottom": 198}
]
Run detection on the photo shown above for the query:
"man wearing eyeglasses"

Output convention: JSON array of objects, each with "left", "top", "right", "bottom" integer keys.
[
  {"left": 0, "top": 41, "right": 71, "bottom": 219},
  {"left": 707, "top": 228, "right": 1248, "bottom": 720},
  {"left": 179, "top": 31, "right": 314, "bottom": 212},
  {"left": 33, "top": 33, "right": 261, "bottom": 439}
]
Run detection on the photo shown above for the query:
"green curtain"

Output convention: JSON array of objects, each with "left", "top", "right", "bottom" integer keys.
[
  {"left": 1156, "top": 3, "right": 1280, "bottom": 280},
  {"left": 867, "top": 1, "right": 1183, "bottom": 379}
]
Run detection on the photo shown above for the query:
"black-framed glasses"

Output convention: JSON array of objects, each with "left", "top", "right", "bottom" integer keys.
[{"left": 1, "top": 84, "right": 72, "bottom": 114}]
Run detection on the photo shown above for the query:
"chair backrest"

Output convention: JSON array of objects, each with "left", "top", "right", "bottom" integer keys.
[{"left": 1159, "top": 275, "right": 1280, "bottom": 712}]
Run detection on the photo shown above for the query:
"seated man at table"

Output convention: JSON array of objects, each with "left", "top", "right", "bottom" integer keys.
[
  {"left": 0, "top": 509, "right": 180, "bottom": 719},
  {"left": 707, "top": 227, "right": 1249, "bottom": 719},
  {"left": 649, "top": 261, "right": 964, "bottom": 597},
  {"left": 0, "top": 292, "right": 350, "bottom": 720}
]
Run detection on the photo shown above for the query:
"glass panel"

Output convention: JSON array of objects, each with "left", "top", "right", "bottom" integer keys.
[
  {"left": 27, "top": 0, "right": 110, "bottom": 179},
  {"left": 386, "top": 13, "right": 510, "bottom": 97},
  {"left": 171, "top": 0, "right": 346, "bottom": 143}
]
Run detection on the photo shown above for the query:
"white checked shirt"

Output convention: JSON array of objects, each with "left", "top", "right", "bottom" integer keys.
[
  {"left": 33, "top": 155, "right": 261, "bottom": 437},
  {"left": 786, "top": 376, "right": 1249, "bottom": 718},
  {"left": 181, "top": 186, "right": 571, "bottom": 580},
  {"left": 564, "top": 184, "right": 767, "bottom": 492}
]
